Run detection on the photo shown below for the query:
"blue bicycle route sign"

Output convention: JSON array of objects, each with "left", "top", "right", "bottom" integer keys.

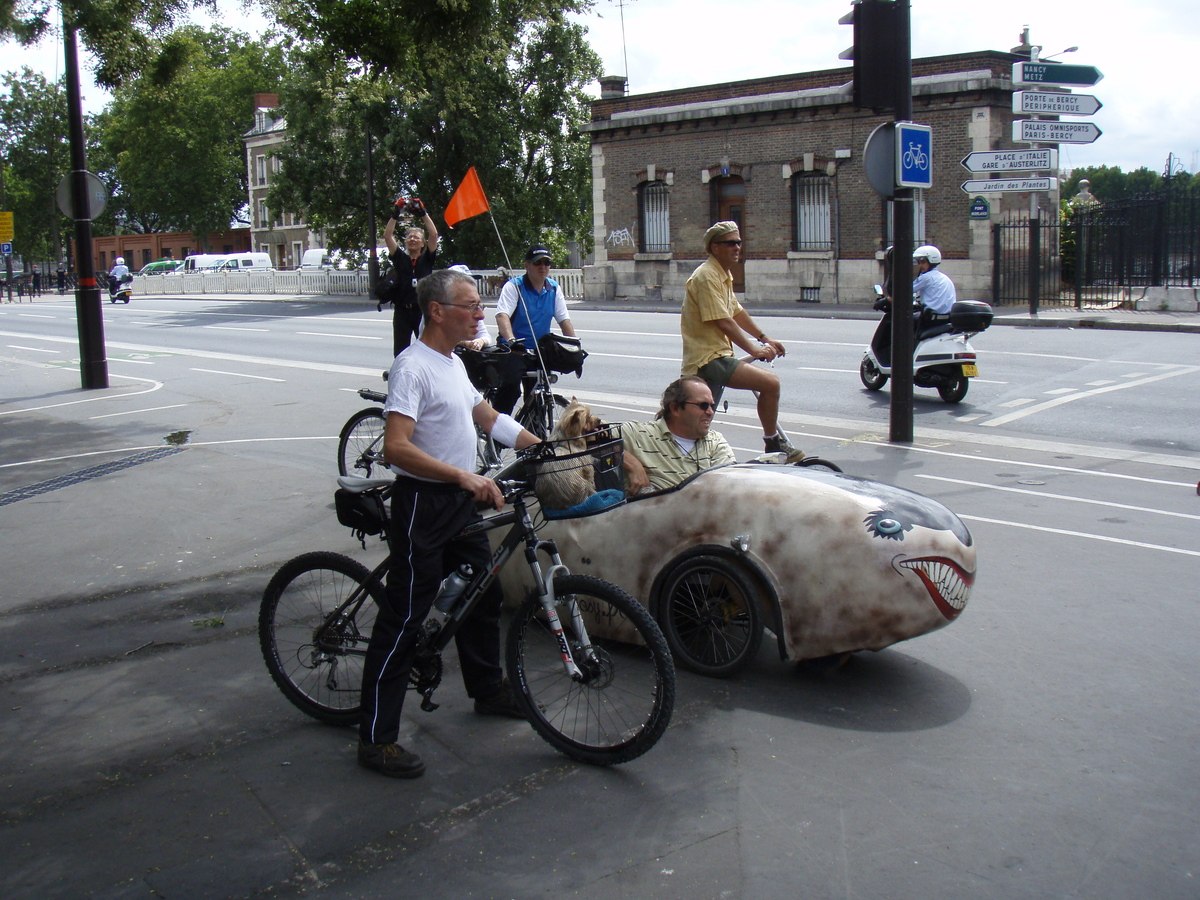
[{"left": 896, "top": 122, "right": 933, "bottom": 189}]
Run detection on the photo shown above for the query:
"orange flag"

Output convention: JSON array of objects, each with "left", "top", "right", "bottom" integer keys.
[{"left": 444, "top": 166, "right": 491, "bottom": 229}]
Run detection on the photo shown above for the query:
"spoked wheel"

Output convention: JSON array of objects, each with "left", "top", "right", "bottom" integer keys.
[
  {"left": 338, "top": 407, "right": 386, "bottom": 477},
  {"left": 793, "top": 457, "right": 843, "bottom": 473},
  {"left": 658, "top": 555, "right": 762, "bottom": 677},
  {"left": 516, "top": 391, "right": 568, "bottom": 440},
  {"left": 507, "top": 575, "right": 675, "bottom": 765},
  {"left": 259, "top": 551, "right": 381, "bottom": 725},
  {"left": 860, "top": 356, "right": 888, "bottom": 390},
  {"left": 937, "top": 374, "right": 969, "bottom": 403}
]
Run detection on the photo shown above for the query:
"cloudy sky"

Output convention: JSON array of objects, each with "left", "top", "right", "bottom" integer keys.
[{"left": 5, "top": 0, "right": 1196, "bottom": 176}]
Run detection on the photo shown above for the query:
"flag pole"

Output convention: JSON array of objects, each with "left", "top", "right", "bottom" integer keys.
[{"left": 488, "top": 211, "right": 512, "bottom": 270}]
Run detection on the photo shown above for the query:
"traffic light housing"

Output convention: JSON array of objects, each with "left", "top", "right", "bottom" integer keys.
[{"left": 839, "top": 0, "right": 900, "bottom": 112}]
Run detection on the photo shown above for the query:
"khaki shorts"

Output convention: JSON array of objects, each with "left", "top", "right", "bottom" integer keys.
[{"left": 696, "top": 355, "right": 740, "bottom": 404}]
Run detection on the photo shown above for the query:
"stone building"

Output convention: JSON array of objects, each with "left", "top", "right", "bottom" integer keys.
[
  {"left": 244, "top": 93, "right": 324, "bottom": 269},
  {"left": 583, "top": 51, "right": 1054, "bottom": 304}
]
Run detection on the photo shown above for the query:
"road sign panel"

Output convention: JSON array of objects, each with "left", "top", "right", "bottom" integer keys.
[
  {"left": 1013, "top": 91, "right": 1102, "bottom": 116},
  {"left": 896, "top": 122, "right": 933, "bottom": 189},
  {"left": 960, "top": 177, "right": 1058, "bottom": 195},
  {"left": 1, "top": 242, "right": 11, "bottom": 255},
  {"left": 0, "top": 210, "right": 13, "bottom": 242},
  {"left": 960, "top": 148, "right": 1058, "bottom": 173},
  {"left": 1014, "top": 119, "right": 1102, "bottom": 144},
  {"left": 1012, "top": 61, "right": 1104, "bottom": 87}
]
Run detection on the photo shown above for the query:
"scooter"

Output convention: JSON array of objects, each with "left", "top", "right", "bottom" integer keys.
[
  {"left": 859, "top": 286, "right": 993, "bottom": 403},
  {"left": 108, "top": 273, "right": 132, "bottom": 304}
]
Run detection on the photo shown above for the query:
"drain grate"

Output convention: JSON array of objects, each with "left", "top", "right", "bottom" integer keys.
[{"left": 0, "top": 447, "right": 186, "bottom": 507}]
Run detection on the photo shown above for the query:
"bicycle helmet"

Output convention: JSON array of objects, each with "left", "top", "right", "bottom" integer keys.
[
  {"left": 115, "top": 256, "right": 125, "bottom": 266},
  {"left": 913, "top": 245, "right": 941, "bottom": 266}
]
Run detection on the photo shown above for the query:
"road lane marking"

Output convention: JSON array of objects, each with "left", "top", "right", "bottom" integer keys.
[
  {"left": 203, "top": 325, "right": 271, "bottom": 332},
  {"left": 960, "top": 514, "right": 1200, "bottom": 558},
  {"left": 8, "top": 345, "right": 56, "bottom": 353},
  {"left": 191, "top": 367, "right": 285, "bottom": 382},
  {"left": 296, "top": 331, "right": 382, "bottom": 340},
  {"left": 982, "top": 366, "right": 1200, "bottom": 427},
  {"left": 916, "top": 474, "right": 1200, "bottom": 521},
  {"left": 18, "top": 314, "right": 56, "bottom": 319}
]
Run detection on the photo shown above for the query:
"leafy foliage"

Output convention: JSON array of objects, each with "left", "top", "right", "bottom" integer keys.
[
  {"left": 266, "top": 4, "right": 601, "bottom": 266},
  {"left": 0, "top": 68, "right": 75, "bottom": 260},
  {"left": 101, "top": 26, "right": 287, "bottom": 242}
]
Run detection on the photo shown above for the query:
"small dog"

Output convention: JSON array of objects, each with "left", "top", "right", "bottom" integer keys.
[{"left": 534, "top": 399, "right": 602, "bottom": 510}]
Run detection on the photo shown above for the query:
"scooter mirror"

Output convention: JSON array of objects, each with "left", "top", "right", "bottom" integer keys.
[{"left": 873, "top": 284, "right": 883, "bottom": 295}]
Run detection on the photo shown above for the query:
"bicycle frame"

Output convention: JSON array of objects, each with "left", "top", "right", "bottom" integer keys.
[{"left": 314, "top": 481, "right": 593, "bottom": 708}]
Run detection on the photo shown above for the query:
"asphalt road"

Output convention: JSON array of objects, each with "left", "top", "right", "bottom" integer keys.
[{"left": 1, "top": 296, "right": 1198, "bottom": 899}]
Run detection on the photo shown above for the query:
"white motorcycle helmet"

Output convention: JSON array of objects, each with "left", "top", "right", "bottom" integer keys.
[
  {"left": 115, "top": 257, "right": 125, "bottom": 266},
  {"left": 913, "top": 245, "right": 941, "bottom": 266}
]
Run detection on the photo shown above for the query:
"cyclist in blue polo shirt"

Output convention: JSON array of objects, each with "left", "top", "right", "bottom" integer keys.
[{"left": 493, "top": 244, "right": 577, "bottom": 415}]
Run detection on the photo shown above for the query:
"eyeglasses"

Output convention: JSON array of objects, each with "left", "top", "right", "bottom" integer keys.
[
  {"left": 683, "top": 401, "right": 717, "bottom": 412},
  {"left": 530, "top": 259, "right": 552, "bottom": 267},
  {"left": 713, "top": 240, "right": 742, "bottom": 247},
  {"left": 437, "top": 301, "right": 484, "bottom": 314}
]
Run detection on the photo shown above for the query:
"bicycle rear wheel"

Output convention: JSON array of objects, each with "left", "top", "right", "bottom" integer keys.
[
  {"left": 338, "top": 407, "right": 386, "bottom": 477},
  {"left": 507, "top": 575, "right": 675, "bottom": 765},
  {"left": 259, "top": 552, "right": 382, "bottom": 726}
]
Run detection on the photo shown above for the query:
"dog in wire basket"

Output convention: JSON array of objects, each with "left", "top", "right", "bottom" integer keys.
[{"left": 531, "top": 399, "right": 628, "bottom": 518}]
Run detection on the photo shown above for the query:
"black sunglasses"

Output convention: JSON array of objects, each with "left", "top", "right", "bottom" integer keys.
[
  {"left": 713, "top": 239, "right": 742, "bottom": 247},
  {"left": 683, "top": 401, "right": 717, "bottom": 412}
]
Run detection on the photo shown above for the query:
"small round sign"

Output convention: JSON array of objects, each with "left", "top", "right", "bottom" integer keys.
[{"left": 55, "top": 172, "right": 108, "bottom": 219}]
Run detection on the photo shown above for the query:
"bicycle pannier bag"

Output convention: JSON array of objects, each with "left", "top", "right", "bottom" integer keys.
[
  {"left": 536, "top": 333, "right": 588, "bottom": 376},
  {"left": 334, "top": 488, "right": 386, "bottom": 536}
]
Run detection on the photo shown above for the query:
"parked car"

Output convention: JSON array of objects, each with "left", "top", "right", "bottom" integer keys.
[
  {"left": 137, "top": 259, "right": 181, "bottom": 276},
  {"left": 299, "top": 248, "right": 331, "bottom": 269},
  {"left": 496, "top": 459, "right": 977, "bottom": 677},
  {"left": 181, "top": 254, "right": 231, "bottom": 272}
]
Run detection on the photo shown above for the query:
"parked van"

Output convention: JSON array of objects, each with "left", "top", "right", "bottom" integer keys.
[
  {"left": 299, "top": 248, "right": 331, "bottom": 269},
  {"left": 214, "top": 252, "right": 274, "bottom": 272},
  {"left": 181, "top": 254, "right": 229, "bottom": 272}
]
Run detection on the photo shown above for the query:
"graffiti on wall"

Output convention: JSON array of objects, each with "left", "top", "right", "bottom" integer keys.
[{"left": 606, "top": 227, "right": 634, "bottom": 248}]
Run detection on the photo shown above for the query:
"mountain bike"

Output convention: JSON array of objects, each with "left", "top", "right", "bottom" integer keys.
[{"left": 260, "top": 436, "right": 676, "bottom": 766}]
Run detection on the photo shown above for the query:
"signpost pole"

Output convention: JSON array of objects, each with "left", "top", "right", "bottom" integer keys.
[
  {"left": 63, "top": 15, "right": 108, "bottom": 390},
  {"left": 889, "top": 0, "right": 913, "bottom": 444}
]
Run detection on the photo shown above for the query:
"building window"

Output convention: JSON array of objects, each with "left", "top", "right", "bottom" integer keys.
[
  {"left": 792, "top": 174, "right": 832, "bottom": 251},
  {"left": 256, "top": 155, "right": 267, "bottom": 186},
  {"left": 257, "top": 200, "right": 268, "bottom": 229},
  {"left": 638, "top": 180, "right": 670, "bottom": 253}
]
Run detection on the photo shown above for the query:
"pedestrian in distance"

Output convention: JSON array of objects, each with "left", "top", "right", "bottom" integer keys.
[
  {"left": 681, "top": 221, "right": 800, "bottom": 460},
  {"left": 357, "top": 268, "right": 541, "bottom": 779},
  {"left": 383, "top": 195, "right": 439, "bottom": 357}
]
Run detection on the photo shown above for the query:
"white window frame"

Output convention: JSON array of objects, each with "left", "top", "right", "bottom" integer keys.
[{"left": 793, "top": 174, "right": 833, "bottom": 252}]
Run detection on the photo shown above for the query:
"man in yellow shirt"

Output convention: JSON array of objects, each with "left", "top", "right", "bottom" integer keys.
[{"left": 681, "top": 221, "right": 799, "bottom": 459}]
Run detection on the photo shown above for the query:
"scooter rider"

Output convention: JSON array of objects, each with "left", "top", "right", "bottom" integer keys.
[
  {"left": 108, "top": 256, "right": 131, "bottom": 294},
  {"left": 911, "top": 245, "right": 956, "bottom": 315}
]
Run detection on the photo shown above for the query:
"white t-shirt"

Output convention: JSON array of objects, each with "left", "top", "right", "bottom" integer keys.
[{"left": 384, "top": 340, "right": 483, "bottom": 479}]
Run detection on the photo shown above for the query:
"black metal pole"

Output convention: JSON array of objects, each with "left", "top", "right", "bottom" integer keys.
[
  {"left": 64, "top": 16, "right": 108, "bottom": 389},
  {"left": 365, "top": 127, "right": 379, "bottom": 293},
  {"left": 889, "top": 0, "right": 913, "bottom": 443},
  {"left": 1029, "top": 216, "right": 1041, "bottom": 316}
]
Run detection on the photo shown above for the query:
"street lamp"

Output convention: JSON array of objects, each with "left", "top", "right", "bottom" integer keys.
[{"left": 1031, "top": 45, "right": 1078, "bottom": 62}]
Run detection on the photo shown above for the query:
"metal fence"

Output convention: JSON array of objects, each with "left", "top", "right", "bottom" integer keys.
[
  {"left": 133, "top": 267, "right": 585, "bottom": 300},
  {"left": 993, "top": 185, "right": 1200, "bottom": 309}
]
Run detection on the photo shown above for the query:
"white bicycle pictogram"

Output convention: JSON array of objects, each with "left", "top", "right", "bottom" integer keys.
[{"left": 903, "top": 142, "right": 929, "bottom": 171}]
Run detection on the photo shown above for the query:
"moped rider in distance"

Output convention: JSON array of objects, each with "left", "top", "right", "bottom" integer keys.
[
  {"left": 108, "top": 256, "right": 133, "bottom": 304},
  {"left": 859, "top": 245, "right": 993, "bottom": 404}
]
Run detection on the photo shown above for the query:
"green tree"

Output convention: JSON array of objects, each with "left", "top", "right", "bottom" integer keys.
[
  {"left": 0, "top": 68, "right": 71, "bottom": 261},
  {"left": 102, "top": 26, "right": 287, "bottom": 242},
  {"left": 268, "top": 12, "right": 600, "bottom": 266},
  {"left": 1061, "top": 165, "right": 1166, "bottom": 201}
]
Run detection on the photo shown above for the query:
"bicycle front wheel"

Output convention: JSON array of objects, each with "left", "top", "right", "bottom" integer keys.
[
  {"left": 259, "top": 551, "right": 382, "bottom": 726},
  {"left": 338, "top": 407, "right": 386, "bottom": 477},
  {"left": 507, "top": 575, "right": 675, "bottom": 765}
]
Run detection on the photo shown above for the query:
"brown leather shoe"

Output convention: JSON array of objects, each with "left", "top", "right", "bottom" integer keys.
[{"left": 357, "top": 739, "right": 425, "bottom": 778}]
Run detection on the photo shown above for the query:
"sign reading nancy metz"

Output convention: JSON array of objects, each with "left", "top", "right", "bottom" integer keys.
[{"left": 1012, "top": 61, "right": 1104, "bottom": 87}]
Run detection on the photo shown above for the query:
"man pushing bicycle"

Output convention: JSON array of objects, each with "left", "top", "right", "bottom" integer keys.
[{"left": 358, "top": 269, "right": 540, "bottom": 779}]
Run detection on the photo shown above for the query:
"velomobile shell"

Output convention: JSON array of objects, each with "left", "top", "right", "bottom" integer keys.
[{"left": 497, "top": 464, "right": 975, "bottom": 662}]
